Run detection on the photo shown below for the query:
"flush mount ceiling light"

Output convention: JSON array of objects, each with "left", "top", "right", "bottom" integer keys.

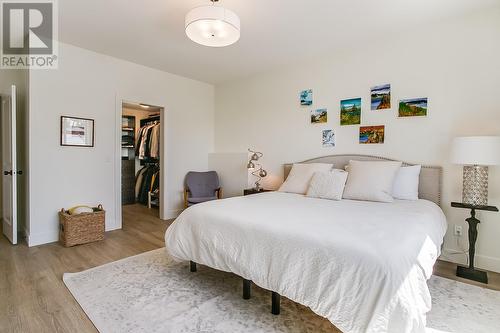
[{"left": 185, "top": 0, "right": 240, "bottom": 47}]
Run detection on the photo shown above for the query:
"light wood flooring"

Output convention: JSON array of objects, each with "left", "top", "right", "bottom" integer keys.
[
  {"left": 0, "top": 204, "right": 170, "bottom": 333},
  {"left": 0, "top": 203, "right": 499, "bottom": 332}
]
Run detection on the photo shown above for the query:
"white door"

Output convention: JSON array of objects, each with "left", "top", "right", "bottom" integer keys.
[{"left": 2, "top": 85, "right": 17, "bottom": 244}]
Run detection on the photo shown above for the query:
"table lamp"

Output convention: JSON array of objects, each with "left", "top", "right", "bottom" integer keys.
[
  {"left": 451, "top": 136, "right": 500, "bottom": 206},
  {"left": 247, "top": 148, "right": 267, "bottom": 190}
]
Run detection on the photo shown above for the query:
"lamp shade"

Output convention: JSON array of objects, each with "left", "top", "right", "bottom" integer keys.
[
  {"left": 451, "top": 136, "right": 500, "bottom": 166},
  {"left": 185, "top": 5, "right": 240, "bottom": 47}
]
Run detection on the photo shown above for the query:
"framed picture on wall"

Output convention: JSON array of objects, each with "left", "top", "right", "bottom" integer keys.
[
  {"left": 60, "top": 116, "right": 95, "bottom": 147},
  {"left": 359, "top": 125, "right": 385, "bottom": 144}
]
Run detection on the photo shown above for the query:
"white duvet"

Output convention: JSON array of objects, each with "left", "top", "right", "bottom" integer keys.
[{"left": 165, "top": 192, "right": 447, "bottom": 333}]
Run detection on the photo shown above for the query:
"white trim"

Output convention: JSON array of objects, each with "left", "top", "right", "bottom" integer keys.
[
  {"left": 27, "top": 220, "right": 121, "bottom": 247},
  {"left": 115, "top": 95, "right": 166, "bottom": 229},
  {"left": 114, "top": 95, "right": 122, "bottom": 229},
  {"left": 26, "top": 69, "right": 32, "bottom": 238},
  {"left": 440, "top": 248, "right": 500, "bottom": 274},
  {"left": 165, "top": 209, "right": 182, "bottom": 220},
  {"left": 27, "top": 229, "right": 58, "bottom": 246}
]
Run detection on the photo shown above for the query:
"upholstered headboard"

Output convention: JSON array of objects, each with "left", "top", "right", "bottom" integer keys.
[{"left": 284, "top": 154, "right": 442, "bottom": 206}]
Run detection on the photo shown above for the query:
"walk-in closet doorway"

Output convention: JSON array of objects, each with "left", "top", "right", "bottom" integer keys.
[{"left": 115, "top": 100, "right": 165, "bottom": 229}]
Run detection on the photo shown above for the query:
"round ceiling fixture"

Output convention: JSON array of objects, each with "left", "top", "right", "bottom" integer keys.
[{"left": 185, "top": 0, "right": 240, "bottom": 47}]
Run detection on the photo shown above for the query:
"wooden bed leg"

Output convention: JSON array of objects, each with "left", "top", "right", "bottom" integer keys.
[
  {"left": 271, "top": 292, "right": 280, "bottom": 315},
  {"left": 243, "top": 279, "right": 251, "bottom": 300},
  {"left": 190, "top": 261, "right": 197, "bottom": 272}
]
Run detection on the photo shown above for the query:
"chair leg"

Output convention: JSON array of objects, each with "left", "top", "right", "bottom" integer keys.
[
  {"left": 190, "top": 261, "right": 197, "bottom": 272},
  {"left": 243, "top": 279, "right": 251, "bottom": 299},
  {"left": 271, "top": 292, "right": 280, "bottom": 315}
]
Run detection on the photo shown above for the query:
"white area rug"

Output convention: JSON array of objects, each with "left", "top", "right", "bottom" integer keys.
[{"left": 63, "top": 249, "right": 500, "bottom": 333}]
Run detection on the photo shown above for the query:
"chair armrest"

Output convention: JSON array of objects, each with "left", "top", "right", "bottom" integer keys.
[{"left": 184, "top": 188, "right": 189, "bottom": 208}]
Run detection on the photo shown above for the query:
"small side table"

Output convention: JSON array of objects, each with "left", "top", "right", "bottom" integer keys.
[
  {"left": 451, "top": 202, "right": 498, "bottom": 284},
  {"left": 243, "top": 188, "right": 271, "bottom": 196}
]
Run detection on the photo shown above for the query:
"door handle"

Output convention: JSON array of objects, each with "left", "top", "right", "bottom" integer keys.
[
  {"left": 16, "top": 170, "right": 23, "bottom": 175},
  {"left": 3, "top": 170, "right": 13, "bottom": 176}
]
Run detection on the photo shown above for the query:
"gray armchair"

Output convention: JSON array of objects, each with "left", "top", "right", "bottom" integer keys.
[{"left": 184, "top": 171, "right": 223, "bottom": 208}]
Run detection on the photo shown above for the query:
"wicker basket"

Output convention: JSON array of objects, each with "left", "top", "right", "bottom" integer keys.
[{"left": 59, "top": 205, "right": 105, "bottom": 247}]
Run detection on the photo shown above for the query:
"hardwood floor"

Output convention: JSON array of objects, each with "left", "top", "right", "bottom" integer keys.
[
  {"left": 433, "top": 259, "right": 500, "bottom": 291},
  {"left": 0, "top": 204, "right": 171, "bottom": 333},
  {"left": 1, "top": 203, "right": 499, "bottom": 332}
]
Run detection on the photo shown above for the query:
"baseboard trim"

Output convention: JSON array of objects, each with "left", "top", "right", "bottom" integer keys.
[
  {"left": 163, "top": 209, "right": 182, "bottom": 220},
  {"left": 27, "top": 230, "right": 59, "bottom": 247},
  {"left": 28, "top": 220, "right": 119, "bottom": 247},
  {"left": 440, "top": 248, "right": 500, "bottom": 274}
]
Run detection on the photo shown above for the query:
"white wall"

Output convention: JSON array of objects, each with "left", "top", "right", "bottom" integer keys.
[
  {"left": 28, "top": 42, "right": 214, "bottom": 246},
  {"left": 208, "top": 153, "right": 248, "bottom": 198},
  {"left": 214, "top": 9, "right": 500, "bottom": 272}
]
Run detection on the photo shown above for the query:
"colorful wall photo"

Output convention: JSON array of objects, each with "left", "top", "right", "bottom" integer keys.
[
  {"left": 340, "top": 98, "right": 361, "bottom": 125},
  {"left": 371, "top": 84, "right": 391, "bottom": 110},
  {"left": 322, "top": 130, "right": 335, "bottom": 147},
  {"left": 300, "top": 89, "right": 313, "bottom": 106},
  {"left": 311, "top": 108, "right": 327, "bottom": 124},
  {"left": 359, "top": 125, "right": 385, "bottom": 144},
  {"left": 398, "top": 98, "right": 427, "bottom": 117}
]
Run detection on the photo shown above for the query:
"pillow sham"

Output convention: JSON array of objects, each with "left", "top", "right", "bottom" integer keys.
[
  {"left": 306, "top": 169, "right": 348, "bottom": 201},
  {"left": 342, "top": 160, "right": 402, "bottom": 203},
  {"left": 278, "top": 163, "right": 334, "bottom": 194},
  {"left": 392, "top": 165, "right": 421, "bottom": 201}
]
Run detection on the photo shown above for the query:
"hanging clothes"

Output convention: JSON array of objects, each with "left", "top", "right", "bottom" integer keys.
[
  {"left": 136, "top": 164, "right": 160, "bottom": 204},
  {"left": 135, "top": 166, "right": 148, "bottom": 198},
  {"left": 149, "top": 124, "right": 160, "bottom": 159},
  {"left": 136, "top": 121, "right": 160, "bottom": 160}
]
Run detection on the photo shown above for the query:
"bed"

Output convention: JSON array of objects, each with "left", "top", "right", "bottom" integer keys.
[{"left": 165, "top": 155, "right": 447, "bottom": 333}]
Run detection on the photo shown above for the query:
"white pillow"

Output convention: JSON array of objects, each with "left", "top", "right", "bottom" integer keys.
[
  {"left": 279, "top": 163, "right": 334, "bottom": 194},
  {"left": 306, "top": 169, "right": 348, "bottom": 201},
  {"left": 343, "top": 160, "right": 402, "bottom": 203},
  {"left": 392, "top": 165, "right": 421, "bottom": 200}
]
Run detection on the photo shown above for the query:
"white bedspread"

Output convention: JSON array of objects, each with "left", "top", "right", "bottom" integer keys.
[{"left": 165, "top": 192, "right": 447, "bottom": 333}]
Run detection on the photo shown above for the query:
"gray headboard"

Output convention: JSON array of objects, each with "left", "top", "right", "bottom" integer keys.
[{"left": 284, "top": 154, "right": 442, "bottom": 206}]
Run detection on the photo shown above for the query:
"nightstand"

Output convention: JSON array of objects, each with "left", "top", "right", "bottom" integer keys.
[
  {"left": 451, "top": 202, "right": 499, "bottom": 284},
  {"left": 243, "top": 188, "right": 271, "bottom": 196}
]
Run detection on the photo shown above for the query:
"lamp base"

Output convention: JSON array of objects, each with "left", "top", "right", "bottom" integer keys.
[
  {"left": 456, "top": 265, "right": 488, "bottom": 284},
  {"left": 462, "top": 165, "right": 488, "bottom": 206}
]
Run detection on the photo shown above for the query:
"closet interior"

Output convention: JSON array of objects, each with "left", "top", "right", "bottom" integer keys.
[{"left": 121, "top": 102, "right": 163, "bottom": 214}]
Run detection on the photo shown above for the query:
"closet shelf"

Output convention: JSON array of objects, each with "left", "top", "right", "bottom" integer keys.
[{"left": 122, "top": 127, "right": 134, "bottom": 132}]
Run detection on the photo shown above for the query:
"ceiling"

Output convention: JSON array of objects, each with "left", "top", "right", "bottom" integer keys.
[{"left": 59, "top": 0, "right": 497, "bottom": 84}]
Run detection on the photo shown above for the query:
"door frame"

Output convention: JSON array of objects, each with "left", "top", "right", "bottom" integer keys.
[
  {"left": 114, "top": 95, "right": 165, "bottom": 230},
  {"left": 1, "top": 85, "right": 17, "bottom": 244}
]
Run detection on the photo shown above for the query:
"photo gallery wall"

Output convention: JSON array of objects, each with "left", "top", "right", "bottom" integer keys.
[{"left": 299, "top": 85, "right": 428, "bottom": 147}]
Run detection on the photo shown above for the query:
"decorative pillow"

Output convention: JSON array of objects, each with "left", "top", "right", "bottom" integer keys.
[
  {"left": 342, "top": 160, "right": 402, "bottom": 203},
  {"left": 306, "top": 169, "right": 348, "bottom": 201},
  {"left": 392, "top": 165, "right": 421, "bottom": 201},
  {"left": 279, "top": 163, "right": 334, "bottom": 194},
  {"left": 68, "top": 205, "right": 94, "bottom": 215}
]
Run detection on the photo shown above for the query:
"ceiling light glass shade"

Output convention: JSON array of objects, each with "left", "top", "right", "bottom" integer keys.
[{"left": 185, "top": 6, "right": 240, "bottom": 47}]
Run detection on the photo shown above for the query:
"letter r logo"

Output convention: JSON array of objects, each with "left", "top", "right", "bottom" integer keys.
[{"left": 2, "top": 2, "right": 53, "bottom": 55}]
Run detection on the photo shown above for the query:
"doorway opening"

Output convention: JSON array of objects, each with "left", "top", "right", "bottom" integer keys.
[{"left": 121, "top": 102, "right": 163, "bottom": 220}]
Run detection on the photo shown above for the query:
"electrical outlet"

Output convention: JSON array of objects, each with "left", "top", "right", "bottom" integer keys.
[{"left": 454, "top": 225, "right": 463, "bottom": 237}]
